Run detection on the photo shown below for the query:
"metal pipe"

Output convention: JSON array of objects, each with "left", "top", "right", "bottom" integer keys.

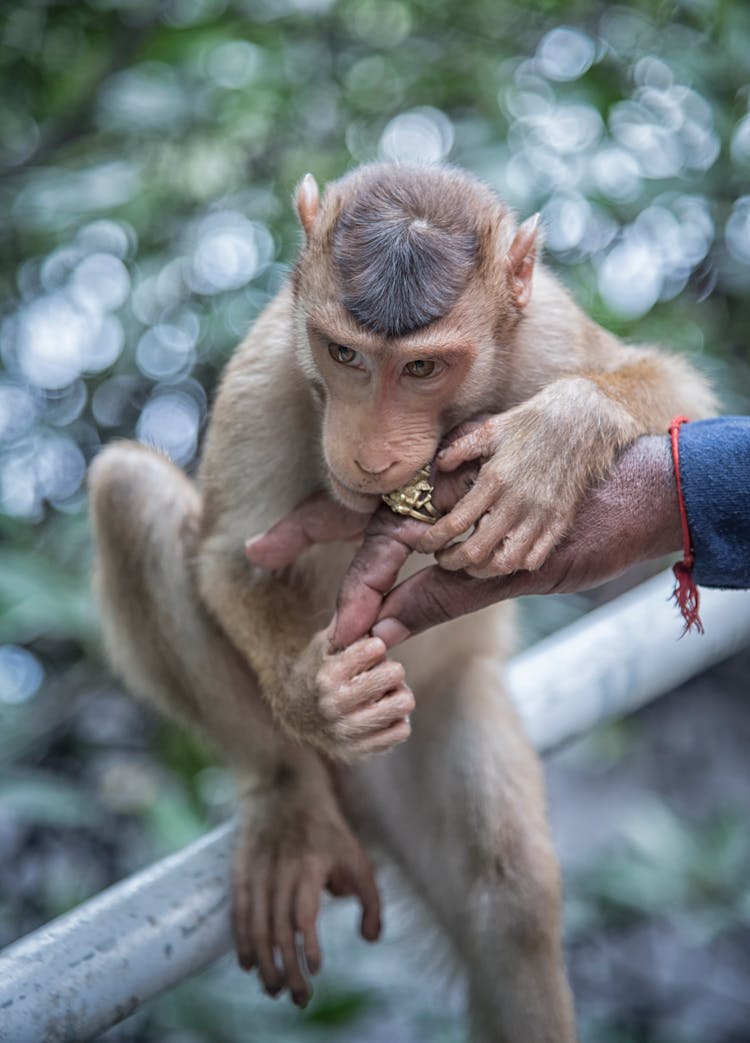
[
  {"left": 509, "top": 571, "right": 750, "bottom": 751},
  {"left": 1, "top": 571, "right": 749, "bottom": 1042}
]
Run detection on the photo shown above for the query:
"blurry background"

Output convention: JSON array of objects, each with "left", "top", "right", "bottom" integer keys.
[{"left": 1, "top": 0, "right": 749, "bottom": 1040}]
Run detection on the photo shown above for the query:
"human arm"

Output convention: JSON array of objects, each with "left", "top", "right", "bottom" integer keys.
[
  {"left": 247, "top": 435, "right": 684, "bottom": 647},
  {"left": 679, "top": 416, "right": 750, "bottom": 589}
]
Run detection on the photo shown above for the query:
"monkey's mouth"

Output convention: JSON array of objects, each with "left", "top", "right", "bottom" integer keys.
[{"left": 328, "top": 472, "right": 382, "bottom": 514}]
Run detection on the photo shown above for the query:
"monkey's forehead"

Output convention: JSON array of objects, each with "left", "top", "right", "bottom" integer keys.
[{"left": 301, "top": 295, "right": 485, "bottom": 356}]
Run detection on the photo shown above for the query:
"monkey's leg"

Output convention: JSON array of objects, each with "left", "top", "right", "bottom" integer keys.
[
  {"left": 88, "top": 443, "right": 379, "bottom": 1004},
  {"left": 346, "top": 630, "right": 576, "bottom": 1043}
]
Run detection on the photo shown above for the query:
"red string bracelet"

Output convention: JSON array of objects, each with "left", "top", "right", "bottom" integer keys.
[{"left": 669, "top": 416, "right": 704, "bottom": 635}]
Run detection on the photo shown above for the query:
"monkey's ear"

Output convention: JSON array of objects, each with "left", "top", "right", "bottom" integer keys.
[
  {"left": 296, "top": 173, "right": 320, "bottom": 239},
  {"left": 506, "top": 213, "right": 540, "bottom": 309}
]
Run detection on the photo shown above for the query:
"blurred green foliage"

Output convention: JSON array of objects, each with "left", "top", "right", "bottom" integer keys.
[{"left": 1, "top": 1, "right": 749, "bottom": 1040}]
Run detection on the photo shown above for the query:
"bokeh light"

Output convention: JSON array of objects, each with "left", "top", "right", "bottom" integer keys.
[
  {"left": 0, "top": 646, "right": 44, "bottom": 706},
  {"left": 379, "top": 108, "right": 454, "bottom": 164},
  {"left": 136, "top": 389, "right": 201, "bottom": 466}
]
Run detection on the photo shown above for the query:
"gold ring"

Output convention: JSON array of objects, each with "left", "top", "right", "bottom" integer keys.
[{"left": 382, "top": 467, "right": 441, "bottom": 525}]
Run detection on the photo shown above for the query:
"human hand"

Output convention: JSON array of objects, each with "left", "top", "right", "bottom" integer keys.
[
  {"left": 337, "top": 435, "right": 681, "bottom": 647},
  {"left": 244, "top": 490, "right": 367, "bottom": 570},
  {"left": 246, "top": 436, "right": 681, "bottom": 650},
  {"left": 412, "top": 385, "right": 641, "bottom": 576}
]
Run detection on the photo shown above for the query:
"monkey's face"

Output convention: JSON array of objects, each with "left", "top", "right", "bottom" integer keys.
[
  {"left": 291, "top": 164, "right": 538, "bottom": 511},
  {"left": 302, "top": 306, "right": 492, "bottom": 513}
]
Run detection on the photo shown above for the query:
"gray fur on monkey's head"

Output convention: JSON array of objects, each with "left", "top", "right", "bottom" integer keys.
[
  {"left": 331, "top": 165, "right": 482, "bottom": 338},
  {"left": 293, "top": 164, "right": 521, "bottom": 341}
]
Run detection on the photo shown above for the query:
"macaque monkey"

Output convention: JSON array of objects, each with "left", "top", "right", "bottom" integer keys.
[{"left": 89, "top": 163, "right": 714, "bottom": 1042}]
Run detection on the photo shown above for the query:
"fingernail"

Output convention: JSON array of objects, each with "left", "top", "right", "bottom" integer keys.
[
  {"left": 371, "top": 618, "right": 409, "bottom": 647},
  {"left": 326, "top": 614, "right": 340, "bottom": 654},
  {"left": 366, "top": 917, "right": 382, "bottom": 941},
  {"left": 293, "top": 990, "right": 309, "bottom": 1008}
]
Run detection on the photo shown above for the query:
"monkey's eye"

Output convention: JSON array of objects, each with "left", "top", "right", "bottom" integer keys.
[
  {"left": 404, "top": 359, "right": 437, "bottom": 378},
  {"left": 328, "top": 343, "right": 358, "bottom": 366}
]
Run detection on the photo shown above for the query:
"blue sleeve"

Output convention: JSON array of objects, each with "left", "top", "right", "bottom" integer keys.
[{"left": 679, "top": 416, "right": 750, "bottom": 589}]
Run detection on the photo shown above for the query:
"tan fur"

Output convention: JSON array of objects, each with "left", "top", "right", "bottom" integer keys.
[{"left": 89, "top": 163, "right": 715, "bottom": 1042}]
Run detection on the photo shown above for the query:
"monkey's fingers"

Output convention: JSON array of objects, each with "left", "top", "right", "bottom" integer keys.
[
  {"left": 232, "top": 846, "right": 261, "bottom": 973},
  {"left": 338, "top": 683, "right": 415, "bottom": 742},
  {"left": 434, "top": 504, "right": 517, "bottom": 573},
  {"left": 251, "top": 870, "right": 284, "bottom": 997},
  {"left": 328, "top": 848, "right": 381, "bottom": 943},
  {"left": 294, "top": 869, "right": 324, "bottom": 975},
  {"left": 273, "top": 864, "right": 311, "bottom": 1008},
  {"left": 323, "top": 635, "right": 388, "bottom": 687},
  {"left": 437, "top": 414, "right": 494, "bottom": 455},
  {"left": 323, "top": 660, "right": 406, "bottom": 717},
  {"left": 245, "top": 491, "right": 368, "bottom": 571},
  {"left": 416, "top": 479, "right": 497, "bottom": 555},
  {"left": 468, "top": 517, "right": 562, "bottom": 577},
  {"left": 436, "top": 416, "right": 500, "bottom": 471},
  {"left": 347, "top": 716, "right": 413, "bottom": 759}
]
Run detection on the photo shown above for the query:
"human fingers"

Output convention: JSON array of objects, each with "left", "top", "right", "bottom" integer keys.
[
  {"left": 371, "top": 566, "right": 533, "bottom": 647},
  {"left": 331, "top": 523, "right": 414, "bottom": 649},
  {"left": 245, "top": 491, "right": 368, "bottom": 570}
]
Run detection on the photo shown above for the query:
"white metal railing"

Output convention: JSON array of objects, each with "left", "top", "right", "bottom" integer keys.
[{"left": 1, "top": 570, "right": 749, "bottom": 1042}]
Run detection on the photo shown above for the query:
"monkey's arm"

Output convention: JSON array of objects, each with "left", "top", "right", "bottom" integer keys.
[
  {"left": 416, "top": 345, "right": 716, "bottom": 576},
  {"left": 195, "top": 297, "right": 413, "bottom": 761}
]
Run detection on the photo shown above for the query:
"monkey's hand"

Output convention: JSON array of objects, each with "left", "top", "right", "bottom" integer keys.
[
  {"left": 286, "top": 627, "right": 414, "bottom": 761},
  {"left": 415, "top": 388, "right": 637, "bottom": 577},
  {"left": 234, "top": 780, "right": 381, "bottom": 1006}
]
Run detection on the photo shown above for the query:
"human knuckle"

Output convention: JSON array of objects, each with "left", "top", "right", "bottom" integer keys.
[
  {"left": 386, "top": 661, "right": 406, "bottom": 684},
  {"left": 462, "top": 541, "right": 490, "bottom": 566},
  {"left": 421, "top": 583, "right": 453, "bottom": 623},
  {"left": 492, "top": 549, "right": 511, "bottom": 570}
]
